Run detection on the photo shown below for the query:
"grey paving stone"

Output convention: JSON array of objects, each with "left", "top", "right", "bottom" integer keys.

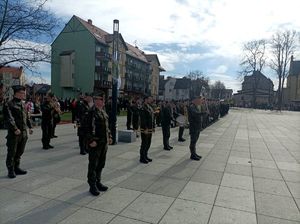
[
  {"left": 286, "top": 182, "right": 300, "bottom": 199},
  {"left": 215, "top": 186, "right": 255, "bottom": 213},
  {"left": 277, "top": 162, "right": 300, "bottom": 172},
  {"left": 252, "top": 159, "right": 277, "bottom": 169},
  {"left": 120, "top": 192, "right": 174, "bottom": 223},
  {"left": 191, "top": 169, "right": 223, "bottom": 185},
  {"left": 58, "top": 207, "right": 114, "bottom": 224},
  {"left": 1, "top": 194, "right": 54, "bottom": 223},
  {"left": 257, "top": 215, "right": 300, "bottom": 224},
  {"left": 86, "top": 187, "right": 141, "bottom": 214},
  {"left": 178, "top": 181, "right": 218, "bottom": 204},
  {"left": 252, "top": 167, "right": 283, "bottom": 180},
  {"left": 162, "top": 165, "right": 196, "bottom": 180},
  {"left": 229, "top": 151, "right": 251, "bottom": 159},
  {"left": 221, "top": 173, "right": 253, "bottom": 191},
  {"left": 117, "top": 173, "right": 158, "bottom": 191},
  {"left": 209, "top": 206, "right": 257, "bottom": 224},
  {"left": 255, "top": 192, "right": 300, "bottom": 221},
  {"left": 254, "top": 177, "right": 292, "bottom": 197},
  {"left": 102, "top": 170, "right": 135, "bottom": 187},
  {"left": 225, "top": 164, "right": 252, "bottom": 176},
  {"left": 137, "top": 163, "right": 170, "bottom": 175},
  {"left": 146, "top": 176, "right": 187, "bottom": 198},
  {"left": 159, "top": 198, "right": 212, "bottom": 224},
  {"left": 30, "top": 178, "right": 84, "bottom": 199},
  {"left": 251, "top": 152, "right": 273, "bottom": 161},
  {"left": 9, "top": 173, "right": 60, "bottom": 193},
  {"left": 109, "top": 216, "right": 149, "bottom": 224},
  {"left": 200, "top": 160, "right": 226, "bottom": 172},
  {"left": 227, "top": 156, "right": 252, "bottom": 166},
  {"left": 15, "top": 200, "right": 81, "bottom": 223}
]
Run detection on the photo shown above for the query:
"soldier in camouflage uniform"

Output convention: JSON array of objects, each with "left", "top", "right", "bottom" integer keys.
[
  {"left": 188, "top": 96, "right": 206, "bottom": 161},
  {"left": 139, "top": 95, "right": 155, "bottom": 164},
  {"left": 86, "top": 91, "right": 112, "bottom": 196},
  {"left": 3, "top": 85, "right": 33, "bottom": 178},
  {"left": 41, "top": 93, "right": 55, "bottom": 149},
  {"left": 76, "top": 93, "right": 94, "bottom": 155}
]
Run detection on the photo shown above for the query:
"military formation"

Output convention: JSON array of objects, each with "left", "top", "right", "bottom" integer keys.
[{"left": 3, "top": 85, "right": 229, "bottom": 196}]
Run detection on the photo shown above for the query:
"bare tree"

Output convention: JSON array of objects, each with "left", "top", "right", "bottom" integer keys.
[
  {"left": 239, "top": 40, "right": 267, "bottom": 76},
  {"left": 270, "top": 30, "right": 297, "bottom": 110},
  {"left": 210, "top": 80, "right": 226, "bottom": 99},
  {"left": 185, "top": 70, "right": 210, "bottom": 98},
  {"left": 0, "top": 0, "right": 59, "bottom": 69},
  {"left": 239, "top": 40, "right": 267, "bottom": 108}
]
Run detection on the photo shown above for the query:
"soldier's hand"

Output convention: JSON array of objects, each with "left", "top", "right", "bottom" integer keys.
[
  {"left": 14, "top": 129, "right": 21, "bottom": 135},
  {"left": 89, "top": 141, "right": 97, "bottom": 148},
  {"left": 29, "top": 129, "right": 33, "bottom": 135},
  {"left": 109, "top": 138, "right": 113, "bottom": 145}
]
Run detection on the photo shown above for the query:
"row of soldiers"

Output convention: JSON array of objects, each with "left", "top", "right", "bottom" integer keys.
[
  {"left": 126, "top": 98, "right": 229, "bottom": 154},
  {"left": 3, "top": 85, "right": 229, "bottom": 196}
]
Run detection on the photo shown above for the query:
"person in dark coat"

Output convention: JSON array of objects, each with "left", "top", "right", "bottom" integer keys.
[
  {"left": 160, "top": 101, "right": 174, "bottom": 150},
  {"left": 76, "top": 93, "right": 94, "bottom": 155},
  {"left": 131, "top": 100, "right": 140, "bottom": 137},
  {"left": 41, "top": 93, "right": 55, "bottom": 149},
  {"left": 126, "top": 100, "right": 132, "bottom": 130},
  {"left": 139, "top": 96, "right": 155, "bottom": 164},
  {"left": 86, "top": 91, "right": 112, "bottom": 196},
  {"left": 3, "top": 85, "right": 33, "bottom": 178},
  {"left": 188, "top": 96, "right": 207, "bottom": 160}
]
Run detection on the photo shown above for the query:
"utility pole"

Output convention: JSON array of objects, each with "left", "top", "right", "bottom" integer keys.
[{"left": 111, "top": 19, "right": 119, "bottom": 144}]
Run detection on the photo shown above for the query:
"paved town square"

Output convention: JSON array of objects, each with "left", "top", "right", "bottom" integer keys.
[{"left": 0, "top": 109, "right": 299, "bottom": 224}]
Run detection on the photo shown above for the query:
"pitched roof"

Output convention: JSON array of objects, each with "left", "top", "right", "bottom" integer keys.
[
  {"left": 126, "top": 44, "right": 149, "bottom": 63},
  {"left": 289, "top": 60, "right": 300, "bottom": 76},
  {"left": 0, "top": 66, "right": 23, "bottom": 79},
  {"left": 174, "top": 78, "right": 191, "bottom": 89},
  {"left": 75, "top": 16, "right": 108, "bottom": 45}
]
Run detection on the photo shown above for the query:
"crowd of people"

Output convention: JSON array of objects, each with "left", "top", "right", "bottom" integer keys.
[{"left": 3, "top": 85, "right": 229, "bottom": 196}]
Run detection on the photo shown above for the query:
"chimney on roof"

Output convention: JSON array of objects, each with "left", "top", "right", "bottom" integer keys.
[{"left": 88, "top": 19, "right": 92, "bottom": 25}]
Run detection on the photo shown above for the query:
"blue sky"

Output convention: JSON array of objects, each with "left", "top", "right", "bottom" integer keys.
[{"left": 27, "top": 0, "right": 300, "bottom": 92}]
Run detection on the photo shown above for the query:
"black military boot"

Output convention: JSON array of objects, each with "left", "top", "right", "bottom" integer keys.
[
  {"left": 146, "top": 156, "right": 152, "bottom": 162},
  {"left": 190, "top": 147, "right": 201, "bottom": 161},
  {"left": 8, "top": 169, "right": 16, "bottom": 178},
  {"left": 96, "top": 182, "right": 108, "bottom": 191},
  {"left": 139, "top": 158, "right": 148, "bottom": 164},
  {"left": 190, "top": 154, "right": 202, "bottom": 161},
  {"left": 89, "top": 185, "right": 100, "bottom": 196},
  {"left": 15, "top": 167, "right": 27, "bottom": 175}
]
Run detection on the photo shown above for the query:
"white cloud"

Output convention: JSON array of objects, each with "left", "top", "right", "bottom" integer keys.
[{"left": 42, "top": 0, "right": 300, "bottom": 90}]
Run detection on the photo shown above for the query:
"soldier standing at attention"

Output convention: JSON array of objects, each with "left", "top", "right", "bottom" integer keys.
[
  {"left": 41, "top": 93, "right": 55, "bottom": 149},
  {"left": 188, "top": 96, "right": 206, "bottom": 161},
  {"left": 161, "top": 101, "right": 174, "bottom": 150},
  {"left": 139, "top": 95, "right": 155, "bottom": 164},
  {"left": 3, "top": 85, "right": 33, "bottom": 178},
  {"left": 76, "top": 93, "right": 94, "bottom": 155},
  {"left": 86, "top": 91, "right": 111, "bottom": 196}
]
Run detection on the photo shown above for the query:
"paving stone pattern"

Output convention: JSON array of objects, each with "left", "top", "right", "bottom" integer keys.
[{"left": 0, "top": 108, "right": 299, "bottom": 224}]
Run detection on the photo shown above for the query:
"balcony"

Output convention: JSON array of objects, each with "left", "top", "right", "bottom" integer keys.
[
  {"left": 95, "top": 51, "right": 111, "bottom": 60},
  {"left": 95, "top": 66, "right": 111, "bottom": 74},
  {"left": 94, "top": 80, "right": 112, "bottom": 89}
]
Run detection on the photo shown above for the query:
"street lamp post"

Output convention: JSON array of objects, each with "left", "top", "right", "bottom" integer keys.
[{"left": 111, "top": 19, "right": 119, "bottom": 145}]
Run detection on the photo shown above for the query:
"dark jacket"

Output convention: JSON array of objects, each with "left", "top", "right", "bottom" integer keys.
[
  {"left": 140, "top": 103, "right": 155, "bottom": 133},
  {"left": 41, "top": 100, "right": 54, "bottom": 125},
  {"left": 188, "top": 103, "right": 206, "bottom": 132},
  {"left": 87, "top": 107, "right": 110, "bottom": 144},
  {"left": 3, "top": 98, "right": 32, "bottom": 132}
]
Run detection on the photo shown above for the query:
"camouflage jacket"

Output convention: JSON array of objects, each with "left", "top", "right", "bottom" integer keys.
[{"left": 3, "top": 98, "right": 32, "bottom": 132}]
